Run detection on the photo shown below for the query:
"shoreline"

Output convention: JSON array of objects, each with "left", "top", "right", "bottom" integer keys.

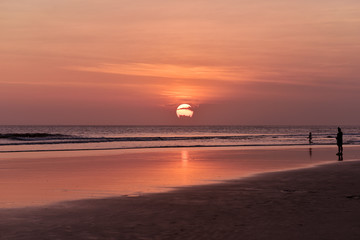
[
  {"left": 1, "top": 142, "right": 358, "bottom": 154},
  {"left": 1, "top": 143, "right": 356, "bottom": 159},
  {"left": 1, "top": 157, "right": 360, "bottom": 239}
]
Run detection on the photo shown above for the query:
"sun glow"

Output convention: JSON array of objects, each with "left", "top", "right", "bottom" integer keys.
[{"left": 176, "top": 104, "right": 194, "bottom": 118}]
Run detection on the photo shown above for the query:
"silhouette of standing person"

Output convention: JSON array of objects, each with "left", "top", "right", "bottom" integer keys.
[
  {"left": 336, "top": 127, "right": 343, "bottom": 156},
  {"left": 308, "top": 132, "right": 313, "bottom": 144}
]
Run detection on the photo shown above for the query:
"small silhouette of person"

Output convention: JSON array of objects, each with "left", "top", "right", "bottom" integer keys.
[
  {"left": 336, "top": 127, "right": 343, "bottom": 155},
  {"left": 308, "top": 132, "right": 313, "bottom": 144}
]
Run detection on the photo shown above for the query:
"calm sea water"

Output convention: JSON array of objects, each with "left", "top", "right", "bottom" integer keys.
[{"left": 1, "top": 125, "right": 359, "bottom": 153}]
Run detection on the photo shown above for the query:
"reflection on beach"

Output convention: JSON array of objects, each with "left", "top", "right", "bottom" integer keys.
[
  {"left": 178, "top": 150, "right": 190, "bottom": 185},
  {"left": 0, "top": 146, "right": 358, "bottom": 208},
  {"left": 181, "top": 150, "right": 189, "bottom": 166}
]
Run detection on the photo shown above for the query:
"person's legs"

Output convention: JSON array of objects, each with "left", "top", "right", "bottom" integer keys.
[{"left": 337, "top": 145, "right": 341, "bottom": 155}]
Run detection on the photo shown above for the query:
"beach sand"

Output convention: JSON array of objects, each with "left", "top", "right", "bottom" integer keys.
[{"left": 1, "top": 147, "right": 360, "bottom": 239}]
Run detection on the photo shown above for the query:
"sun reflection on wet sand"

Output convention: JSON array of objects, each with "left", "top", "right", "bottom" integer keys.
[
  {"left": 0, "top": 147, "right": 357, "bottom": 208},
  {"left": 181, "top": 150, "right": 189, "bottom": 166}
]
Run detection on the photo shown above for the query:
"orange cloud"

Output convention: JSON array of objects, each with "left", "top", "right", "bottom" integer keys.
[{"left": 69, "top": 63, "right": 247, "bottom": 81}]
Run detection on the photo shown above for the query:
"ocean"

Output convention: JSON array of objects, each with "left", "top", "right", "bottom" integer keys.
[{"left": 1, "top": 125, "right": 359, "bottom": 153}]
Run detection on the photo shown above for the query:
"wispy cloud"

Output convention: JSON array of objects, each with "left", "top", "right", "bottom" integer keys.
[{"left": 69, "top": 63, "right": 248, "bottom": 81}]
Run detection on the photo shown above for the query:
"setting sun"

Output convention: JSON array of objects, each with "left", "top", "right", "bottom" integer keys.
[{"left": 176, "top": 104, "right": 194, "bottom": 118}]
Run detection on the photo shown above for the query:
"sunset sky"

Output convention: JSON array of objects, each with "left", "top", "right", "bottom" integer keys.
[{"left": 1, "top": 0, "right": 359, "bottom": 125}]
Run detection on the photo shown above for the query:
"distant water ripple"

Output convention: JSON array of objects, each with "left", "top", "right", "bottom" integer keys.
[{"left": 0, "top": 126, "right": 359, "bottom": 152}]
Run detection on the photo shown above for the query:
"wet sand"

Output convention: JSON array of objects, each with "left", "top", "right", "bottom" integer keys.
[
  {"left": 1, "top": 147, "right": 360, "bottom": 239},
  {"left": 0, "top": 146, "right": 351, "bottom": 208}
]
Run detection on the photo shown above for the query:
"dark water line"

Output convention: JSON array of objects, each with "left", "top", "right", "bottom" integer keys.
[
  {"left": 0, "top": 143, "right": 344, "bottom": 153},
  {"left": 0, "top": 134, "right": 346, "bottom": 146},
  {"left": 0, "top": 135, "right": 271, "bottom": 146}
]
